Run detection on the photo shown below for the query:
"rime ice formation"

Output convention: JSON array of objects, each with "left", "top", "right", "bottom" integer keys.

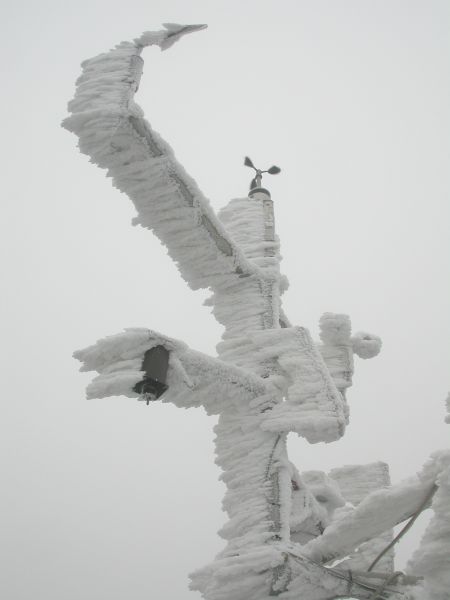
[
  {"left": 301, "top": 453, "right": 447, "bottom": 567},
  {"left": 405, "top": 452, "right": 450, "bottom": 600},
  {"left": 65, "top": 24, "right": 449, "bottom": 600},
  {"left": 328, "top": 462, "right": 394, "bottom": 572}
]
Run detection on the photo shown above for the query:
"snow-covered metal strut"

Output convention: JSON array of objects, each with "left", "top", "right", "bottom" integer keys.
[{"left": 64, "top": 23, "right": 450, "bottom": 600}]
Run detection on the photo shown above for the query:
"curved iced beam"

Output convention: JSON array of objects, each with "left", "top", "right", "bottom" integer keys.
[
  {"left": 62, "top": 25, "right": 269, "bottom": 295},
  {"left": 135, "top": 23, "right": 208, "bottom": 51}
]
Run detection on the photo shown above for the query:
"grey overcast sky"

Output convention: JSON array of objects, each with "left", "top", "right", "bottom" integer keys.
[{"left": 1, "top": 1, "right": 449, "bottom": 599}]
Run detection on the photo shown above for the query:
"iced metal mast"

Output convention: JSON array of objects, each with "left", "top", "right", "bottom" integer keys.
[{"left": 64, "top": 22, "right": 449, "bottom": 600}]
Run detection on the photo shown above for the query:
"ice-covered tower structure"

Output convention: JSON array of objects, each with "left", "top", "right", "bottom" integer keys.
[{"left": 64, "top": 23, "right": 450, "bottom": 600}]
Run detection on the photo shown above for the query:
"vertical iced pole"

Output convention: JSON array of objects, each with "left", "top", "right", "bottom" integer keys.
[{"left": 213, "top": 186, "right": 293, "bottom": 596}]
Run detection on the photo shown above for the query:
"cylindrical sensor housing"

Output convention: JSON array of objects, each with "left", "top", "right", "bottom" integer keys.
[{"left": 133, "top": 345, "right": 170, "bottom": 402}]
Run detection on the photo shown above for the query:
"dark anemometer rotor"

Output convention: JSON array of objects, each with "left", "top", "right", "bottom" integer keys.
[{"left": 244, "top": 156, "right": 281, "bottom": 192}]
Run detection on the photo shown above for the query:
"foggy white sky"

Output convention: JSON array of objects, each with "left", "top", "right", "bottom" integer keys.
[{"left": 2, "top": 1, "right": 449, "bottom": 598}]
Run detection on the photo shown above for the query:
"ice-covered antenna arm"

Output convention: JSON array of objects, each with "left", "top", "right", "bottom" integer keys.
[
  {"left": 73, "top": 328, "right": 277, "bottom": 415},
  {"left": 135, "top": 23, "right": 208, "bottom": 51},
  {"left": 62, "top": 26, "right": 263, "bottom": 293}
]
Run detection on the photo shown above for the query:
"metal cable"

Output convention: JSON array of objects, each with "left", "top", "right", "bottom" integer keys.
[{"left": 368, "top": 483, "right": 438, "bottom": 572}]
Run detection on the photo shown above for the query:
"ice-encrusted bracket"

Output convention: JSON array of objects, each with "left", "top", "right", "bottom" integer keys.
[
  {"left": 257, "top": 327, "right": 347, "bottom": 443},
  {"left": 258, "top": 315, "right": 382, "bottom": 444}
]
